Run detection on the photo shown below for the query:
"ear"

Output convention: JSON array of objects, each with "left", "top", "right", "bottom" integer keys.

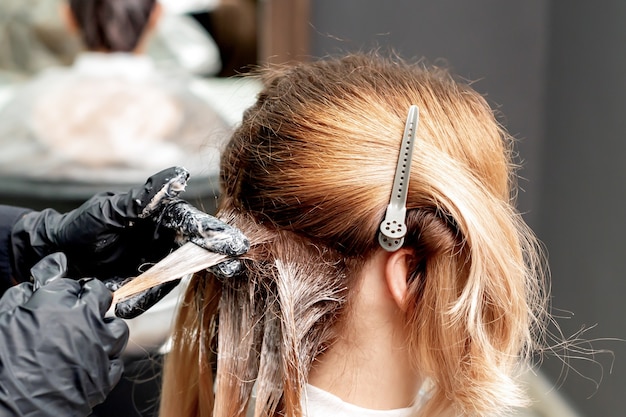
[
  {"left": 384, "top": 248, "right": 414, "bottom": 311},
  {"left": 60, "top": 3, "right": 78, "bottom": 34}
]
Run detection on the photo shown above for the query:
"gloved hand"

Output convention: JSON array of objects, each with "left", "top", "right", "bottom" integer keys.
[
  {"left": 0, "top": 253, "right": 129, "bottom": 417},
  {"left": 10, "top": 166, "right": 249, "bottom": 318}
]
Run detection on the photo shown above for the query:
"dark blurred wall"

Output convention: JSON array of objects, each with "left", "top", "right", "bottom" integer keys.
[
  {"left": 538, "top": 2, "right": 626, "bottom": 416},
  {"left": 310, "top": 0, "right": 548, "bottom": 228},
  {"left": 309, "top": 1, "right": 624, "bottom": 416}
]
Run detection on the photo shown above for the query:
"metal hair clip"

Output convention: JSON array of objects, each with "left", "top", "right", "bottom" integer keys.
[{"left": 378, "top": 105, "right": 419, "bottom": 252}]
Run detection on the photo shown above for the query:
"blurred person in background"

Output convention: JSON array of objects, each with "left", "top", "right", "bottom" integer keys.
[
  {"left": 0, "top": 0, "right": 222, "bottom": 80},
  {"left": 0, "top": 0, "right": 231, "bottom": 185}
]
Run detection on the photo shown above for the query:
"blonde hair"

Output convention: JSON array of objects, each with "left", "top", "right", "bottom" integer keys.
[{"left": 156, "top": 53, "right": 549, "bottom": 417}]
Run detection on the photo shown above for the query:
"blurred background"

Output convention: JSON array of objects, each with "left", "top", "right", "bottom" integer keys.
[{"left": 1, "top": 0, "right": 624, "bottom": 416}]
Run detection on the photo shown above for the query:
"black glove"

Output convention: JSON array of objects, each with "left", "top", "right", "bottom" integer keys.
[
  {"left": 0, "top": 253, "right": 129, "bottom": 417},
  {"left": 10, "top": 167, "right": 249, "bottom": 319}
]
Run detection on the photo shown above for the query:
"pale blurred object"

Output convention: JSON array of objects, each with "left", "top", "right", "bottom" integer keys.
[
  {"left": 159, "top": 0, "right": 220, "bottom": 14},
  {"left": 188, "top": 76, "right": 261, "bottom": 126},
  {"left": 32, "top": 57, "right": 184, "bottom": 169},
  {"left": 0, "top": 52, "right": 231, "bottom": 183},
  {"left": 149, "top": 13, "right": 222, "bottom": 76}
]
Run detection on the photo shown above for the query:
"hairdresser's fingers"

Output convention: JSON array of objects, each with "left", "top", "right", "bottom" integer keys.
[
  {"left": 102, "top": 317, "right": 131, "bottom": 359},
  {"left": 0, "top": 253, "right": 69, "bottom": 314},
  {"left": 208, "top": 259, "right": 244, "bottom": 280},
  {"left": 102, "top": 276, "right": 131, "bottom": 293},
  {"left": 130, "top": 166, "right": 190, "bottom": 219},
  {"left": 160, "top": 200, "right": 249, "bottom": 256},
  {"left": 114, "top": 279, "right": 181, "bottom": 319},
  {"left": 30, "top": 252, "right": 68, "bottom": 290},
  {"left": 0, "top": 282, "right": 34, "bottom": 314},
  {"left": 79, "top": 278, "right": 115, "bottom": 317},
  {"left": 108, "top": 357, "right": 125, "bottom": 388}
]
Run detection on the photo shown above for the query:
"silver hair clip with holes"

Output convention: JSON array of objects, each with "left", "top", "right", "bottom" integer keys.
[{"left": 378, "top": 105, "right": 419, "bottom": 252}]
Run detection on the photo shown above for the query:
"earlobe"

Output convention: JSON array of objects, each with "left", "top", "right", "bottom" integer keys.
[{"left": 384, "top": 249, "right": 413, "bottom": 311}]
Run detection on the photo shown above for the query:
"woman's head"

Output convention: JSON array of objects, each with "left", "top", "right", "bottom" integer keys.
[
  {"left": 66, "top": 0, "right": 158, "bottom": 52},
  {"left": 160, "top": 53, "right": 548, "bottom": 417},
  {"left": 222, "top": 54, "right": 512, "bottom": 256}
]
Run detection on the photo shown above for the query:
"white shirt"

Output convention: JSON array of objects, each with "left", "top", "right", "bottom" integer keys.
[{"left": 303, "top": 384, "right": 420, "bottom": 417}]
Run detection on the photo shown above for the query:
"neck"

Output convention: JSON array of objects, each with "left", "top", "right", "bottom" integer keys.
[{"left": 308, "top": 252, "right": 422, "bottom": 410}]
